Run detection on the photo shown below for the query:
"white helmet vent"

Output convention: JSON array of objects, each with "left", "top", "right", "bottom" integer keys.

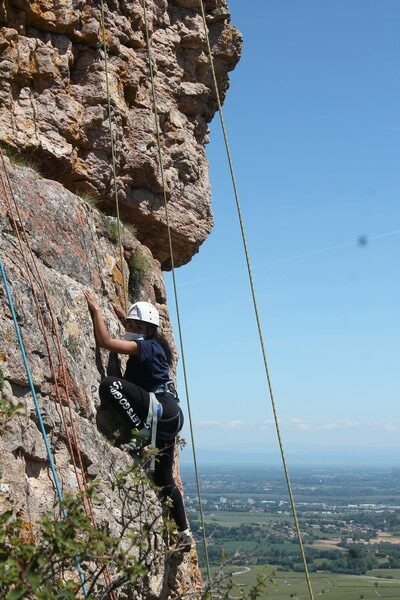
[{"left": 127, "top": 302, "right": 160, "bottom": 326}]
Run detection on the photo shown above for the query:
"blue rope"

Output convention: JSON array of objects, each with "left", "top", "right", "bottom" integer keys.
[{"left": 0, "top": 259, "right": 88, "bottom": 597}]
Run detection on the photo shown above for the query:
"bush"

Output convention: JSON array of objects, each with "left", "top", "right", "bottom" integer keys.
[
  {"left": 1, "top": 147, "right": 42, "bottom": 178},
  {"left": 128, "top": 250, "right": 149, "bottom": 300},
  {"left": 76, "top": 191, "right": 101, "bottom": 208},
  {"left": 101, "top": 216, "right": 120, "bottom": 243},
  {"left": 0, "top": 460, "right": 165, "bottom": 599}
]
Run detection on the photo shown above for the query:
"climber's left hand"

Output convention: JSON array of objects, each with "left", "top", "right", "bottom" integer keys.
[{"left": 113, "top": 302, "right": 126, "bottom": 325}]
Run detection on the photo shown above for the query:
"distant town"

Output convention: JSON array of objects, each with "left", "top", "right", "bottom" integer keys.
[{"left": 182, "top": 465, "right": 400, "bottom": 573}]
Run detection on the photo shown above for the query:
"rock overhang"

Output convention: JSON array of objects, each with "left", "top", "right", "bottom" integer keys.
[{"left": 0, "top": 0, "right": 242, "bottom": 268}]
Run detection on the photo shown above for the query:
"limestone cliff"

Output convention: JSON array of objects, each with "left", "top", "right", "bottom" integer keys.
[
  {"left": 0, "top": 0, "right": 241, "bottom": 597},
  {"left": 0, "top": 0, "right": 241, "bottom": 267}
]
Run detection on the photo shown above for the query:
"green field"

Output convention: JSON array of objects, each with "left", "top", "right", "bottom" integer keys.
[
  {"left": 207, "top": 567, "right": 400, "bottom": 599},
  {"left": 206, "top": 512, "right": 287, "bottom": 527}
]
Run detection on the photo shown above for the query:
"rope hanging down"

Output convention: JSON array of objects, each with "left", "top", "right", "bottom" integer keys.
[
  {"left": 0, "top": 152, "right": 115, "bottom": 599},
  {"left": 99, "top": 0, "right": 128, "bottom": 313},
  {"left": 141, "top": 0, "right": 213, "bottom": 591},
  {"left": 0, "top": 154, "right": 91, "bottom": 509},
  {"left": 0, "top": 260, "right": 88, "bottom": 598},
  {"left": 199, "top": 2, "right": 315, "bottom": 599}
]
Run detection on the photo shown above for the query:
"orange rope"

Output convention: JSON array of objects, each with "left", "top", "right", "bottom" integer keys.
[
  {"left": 0, "top": 152, "right": 115, "bottom": 598},
  {"left": 0, "top": 166, "right": 85, "bottom": 496}
]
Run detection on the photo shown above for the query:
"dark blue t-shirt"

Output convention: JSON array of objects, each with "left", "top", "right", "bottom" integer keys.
[{"left": 125, "top": 338, "right": 170, "bottom": 392}]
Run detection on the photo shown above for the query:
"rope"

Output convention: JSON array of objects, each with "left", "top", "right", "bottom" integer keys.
[
  {"left": 141, "top": 0, "right": 213, "bottom": 591},
  {"left": 199, "top": 3, "right": 315, "bottom": 599},
  {"left": 0, "top": 259, "right": 88, "bottom": 598},
  {"left": 99, "top": 0, "right": 128, "bottom": 313},
  {"left": 0, "top": 153, "right": 115, "bottom": 599},
  {"left": 0, "top": 158, "right": 88, "bottom": 503}
]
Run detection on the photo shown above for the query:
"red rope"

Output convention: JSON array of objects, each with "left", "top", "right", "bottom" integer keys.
[{"left": 1, "top": 152, "right": 116, "bottom": 598}]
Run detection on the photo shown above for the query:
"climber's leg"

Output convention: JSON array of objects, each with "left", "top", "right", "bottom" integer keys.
[
  {"left": 152, "top": 439, "right": 188, "bottom": 532},
  {"left": 99, "top": 376, "right": 150, "bottom": 430}
]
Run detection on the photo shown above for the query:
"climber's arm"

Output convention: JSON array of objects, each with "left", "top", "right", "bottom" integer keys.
[
  {"left": 113, "top": 303, "right": 127, "bottom": 327},
  {"left": 84, "top": 291, "right": 139, "bottom": 356}
]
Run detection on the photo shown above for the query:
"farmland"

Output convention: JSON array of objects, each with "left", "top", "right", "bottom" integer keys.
[
  {"left": 209, "top": 566, "right": 400, "bottom": 599},
  {"left": 182, "top": 465, "right": 400, "bottom": 596}
]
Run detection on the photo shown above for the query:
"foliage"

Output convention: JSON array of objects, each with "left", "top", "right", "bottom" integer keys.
[
  {"left": 0, "top": 435, "right": 272, "bottom": 599},
  {"left": 1, "top": 146, "right": 42, "bottom": 178},
  {"left": 101, "top": 216, "right": 120, "bottom": 243},
  {"left": 0, "top": 458, "right": 165, "bottom": 599},
  {"left": 76, "top": 191, "right": 101, "bottom": 208},
  {"left": 124, "top": 222, "right": 137, "bottom": 238},
  {"left": 0, "top": 387, "right": 24, "bottom": 433},
  {"left": 128, "top": 249, "right": 150, "bottom": 300},
  {"left": 202, "top": 553, "right": 276, "bottom": 600}
]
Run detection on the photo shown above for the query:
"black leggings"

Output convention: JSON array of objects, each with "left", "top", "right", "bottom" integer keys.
[{"left": 99, "top": 376, "right": 187, "bottom": 531}]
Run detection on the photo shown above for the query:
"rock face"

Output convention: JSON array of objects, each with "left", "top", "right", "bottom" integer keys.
[
  {"left": 0, "top": 0, "right": 241, "bottom": 596},
  {"left": 0, "top": 158, "right": 202, "bottom": 597},
  {"left": 0, "top": 0, "right": 242, "bottom": 267}
]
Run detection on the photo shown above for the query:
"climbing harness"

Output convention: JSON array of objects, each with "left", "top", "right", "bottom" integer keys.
[
  {"left": 144, "top": 393, "right": 159, "bottom": 471},
  {"left": 124, "top": 392, "right": 161, "bottom": 454},
  {"left": 154, "top": 411, "right": 182, "bottom": 441},
  {"left": 123, "top": 388, "right": 182, "bottom": 463},
  {"left": 0, "top": 260, "right": 88, "bottom": 598},
  {"left": 199, "top": 2, "right": 315, "bottom": 598},
  {"left": 153, "top": 380, "right": 178, "bottom": 398},
  {"left": 141, "top": 0, "right": 213, "bottom": 590}
]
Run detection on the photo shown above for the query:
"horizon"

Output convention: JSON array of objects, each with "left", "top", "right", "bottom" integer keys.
[{"left": 180, "top": 445, "right": 399, "bottom": 469}]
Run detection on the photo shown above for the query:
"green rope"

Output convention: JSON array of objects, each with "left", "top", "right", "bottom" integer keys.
[
  {"left": 142, "top": 0, "right": 213, "bottom": 592},
  {"left": 199, "top": 2, "right": 315, "bottom": 599},
  {"left": 99, "top": 0, "right": 128, "bottom": 313}
]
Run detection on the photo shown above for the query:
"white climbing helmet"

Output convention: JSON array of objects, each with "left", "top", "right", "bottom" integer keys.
[{"left": 126, "top": 301, "right": 160, "bottom": 327}]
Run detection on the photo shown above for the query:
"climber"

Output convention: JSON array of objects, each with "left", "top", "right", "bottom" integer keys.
[{"left": 84, "top": 290, "right": 193, "bottom": 552}]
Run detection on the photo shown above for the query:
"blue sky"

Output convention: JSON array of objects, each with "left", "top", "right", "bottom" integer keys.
[{"left": 166, "top": 1, "right": 400, "bottom": 465}]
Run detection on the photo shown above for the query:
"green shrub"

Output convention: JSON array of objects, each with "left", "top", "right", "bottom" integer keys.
[
  {"left": 1, "top": 147, "right": 42, "bottom": 178},
  {"left": 124, "top": 222, "right": 137, "bottom": 237},
  {"left": 0, "top": 386, "right": 24, "bottom": 433},
  {"left": 128, "top": 250, "right": 150, "bottom": 299},
  {"left": 76, "top": 190, "right": 101, "bottom": 207},
  {"left": 100, "top": 216, "right": 120, "bottom": 243},
  {"left": 0, "top": 462, "right": 165, "bottom": 598}
]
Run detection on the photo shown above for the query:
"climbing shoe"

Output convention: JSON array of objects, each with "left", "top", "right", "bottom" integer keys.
[
  {"left": 120, "top": 442, "right": 140, "bottom": 456},
  {"left": 176, "top": 529, "right": 195, "bottom": 553}
]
